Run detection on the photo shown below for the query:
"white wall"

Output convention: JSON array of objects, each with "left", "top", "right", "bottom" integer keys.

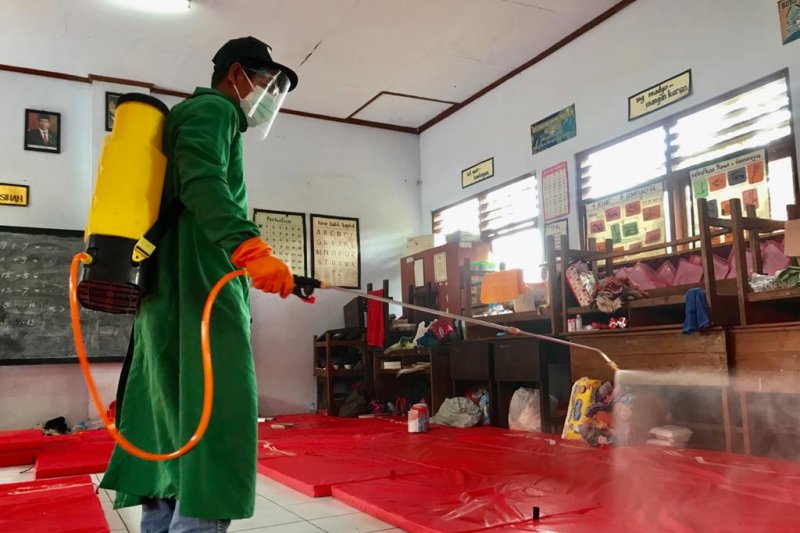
[
  {"left": 0, "top": 71, "right": 420, "bottom": 427},
  {"left": 243, "top": 113, "right": 420, "bottom": 414},
  {"left": 0, "top": 70, "right": 125, "bottom": 430},
  {"left": 419, "top": 0, "right": 800, "bottom": 248}
]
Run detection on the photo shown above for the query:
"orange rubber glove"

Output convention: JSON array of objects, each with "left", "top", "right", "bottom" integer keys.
[{"left": 231, "top": 237, "right": 294, "bottom": 298}]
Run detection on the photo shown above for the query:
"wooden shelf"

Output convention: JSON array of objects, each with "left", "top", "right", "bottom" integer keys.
[
  {"left": 378, "top": 368, "right": 431, "bottom": 376},
  {"left": 746, "top": 286, "right": 800, "bottom": 302},
  {"left": 314, "top": 368, "right": 365, "bottom": 378},
  {"left": 472, "top": 310, "right": 552, "bottom": 324},
  {"left": 626, "top": 295, "right": 687, "bottom": 309},
  {"left": 380, "top": 347, "right": 436, "bottom": 357},
  {"left": 314, "top": 340, "right": 365, "bottom": 348}
]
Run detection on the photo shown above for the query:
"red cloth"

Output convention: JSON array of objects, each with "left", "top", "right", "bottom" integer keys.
[
  {"left": 255, "top": 415, "right": 800, "bottom": 533},
  {"left": 0, "top": 430, "right": 43, "bottom": 453},
  {"left": 34, "top": 431, "right": 114, "bottom": 479},
  {"left": 366, "top": 289, "right": 385, "bottom": 348},
  {"left": 0, "top": 475, "right": 108, "bottom": 533}
]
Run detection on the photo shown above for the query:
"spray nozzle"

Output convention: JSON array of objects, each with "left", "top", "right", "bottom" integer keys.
[{"left": 292, "top": 275, "right": 323, "bottom": 303}]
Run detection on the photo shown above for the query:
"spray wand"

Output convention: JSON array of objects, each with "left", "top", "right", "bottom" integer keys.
[
  {"left": 293, "top": 276, "right": 620, "bottom": 372},
  {"left": 70, "top": 265, "right": 618, "bottom": 462}
]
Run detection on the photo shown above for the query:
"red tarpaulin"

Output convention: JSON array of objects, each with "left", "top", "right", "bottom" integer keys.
[
  {"left": 258, "top": 416, "right": 800, "bottom": 532},
  {"left": 0, "top": 475, "right": 108, "bottom": 533},
  {"left": 35, "top": 431, "right": 113, "bottom": 479}
]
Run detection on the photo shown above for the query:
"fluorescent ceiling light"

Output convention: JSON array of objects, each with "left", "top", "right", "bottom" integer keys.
[{"left": 112, "top": 0, "right": 191, "bottom": 14}]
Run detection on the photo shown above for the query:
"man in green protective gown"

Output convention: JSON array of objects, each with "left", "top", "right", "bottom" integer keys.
[{"left": 100, "top": 37, "right": 299, "bottom": 532}]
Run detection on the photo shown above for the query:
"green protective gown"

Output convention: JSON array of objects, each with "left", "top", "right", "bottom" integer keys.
[{"left": 100, "top": 87, "right": 261, "bottom": 520}]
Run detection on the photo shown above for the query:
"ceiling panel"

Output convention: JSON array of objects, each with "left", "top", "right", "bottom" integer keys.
[
  {"left": 0, "top": 0, "right": 627, "bottom": 129},
  {"left": 351, "top": 93, "right": 455, "bottom": 128}
]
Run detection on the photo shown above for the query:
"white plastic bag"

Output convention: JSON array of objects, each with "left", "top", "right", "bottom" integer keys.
[
  {"left": 508, "top": 387, "right": 541, "bottom": 432},
  {"left": 431, "top": 397, "right": 482, "bottom": 428}
]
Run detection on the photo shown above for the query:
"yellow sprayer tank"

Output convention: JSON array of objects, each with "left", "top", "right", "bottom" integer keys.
[{"left": 78, "top": 93, "right": 170, "bottom": 314}]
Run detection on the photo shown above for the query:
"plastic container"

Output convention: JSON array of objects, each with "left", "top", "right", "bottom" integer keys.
[
  {"left": 408, "top": 399, "right": 429, "bottom": 433},
  {"left": 575, "top": 314, "right": 583, "bottom": 330}
]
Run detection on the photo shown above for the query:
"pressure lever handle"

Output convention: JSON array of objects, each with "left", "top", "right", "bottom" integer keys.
[{"left": 292, "top": 275, "right": 322, "bottom": 303}]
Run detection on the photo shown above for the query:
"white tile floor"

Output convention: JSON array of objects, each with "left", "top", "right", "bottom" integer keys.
[
  {"left": 0, "top": 465, "right": 407, "bottom": 532},
  {"left": 0, "top": 464, "right": 408, "bottom": 532}
]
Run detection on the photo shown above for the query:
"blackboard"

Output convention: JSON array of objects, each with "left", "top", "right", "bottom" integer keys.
[{"left": 0, "top": 226, "right": 132, "bottom": 364}]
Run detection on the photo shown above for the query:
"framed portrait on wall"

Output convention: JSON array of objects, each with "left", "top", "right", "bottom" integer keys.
[
  {"left": 253, "top": 208, "right": 307, "bottom": 277},
  {"left": 105, "top": 92, "right": 122, "bottom": 132},
  {"left": 310, "top": 214, "right": 361, "bottom": 289},
  {"left": 24, "top": 109, "right": 61, "bottom": 154}
]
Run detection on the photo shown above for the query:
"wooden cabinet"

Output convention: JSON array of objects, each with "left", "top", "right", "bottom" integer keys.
[
  {"left": 492, "top": 338, "right": 570, "bottom": 433},
  {"left": 314, "top": 329, "right": 369, "bottom": 416},
  {"left": 371, "top": 347, "right": 451, "bottom": 415},
  {"left": 400, "top": 241, "right": 490, "bottom": 317}
]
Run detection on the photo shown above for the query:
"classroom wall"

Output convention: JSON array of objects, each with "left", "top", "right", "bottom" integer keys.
[
  {"left": 0, "top": 72, "right": 420, "bottom": 428},
  {"left": 243, "top": 114, "right": 420, "bottom": 414},
  {"left": 418, "top": 0, "right": 800, "bottom": 247}
]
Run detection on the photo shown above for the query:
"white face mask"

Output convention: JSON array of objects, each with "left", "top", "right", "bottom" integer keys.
[
  {"left": 233, "top": 68, "right": 290, "bottom": 139},
  {"left": 234, "top": 71, "right": 278, "bottom": 127}
]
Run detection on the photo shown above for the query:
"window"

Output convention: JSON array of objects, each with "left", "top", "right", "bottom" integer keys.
[
  {"left": 433, "top": 174, "right": 543, "bottom": 281},
  {"left": 580, "top": 126, "right": 668, "bottom": 201},
  {"left": 578, "top": 71, "right": 796, "bottom": 250}
]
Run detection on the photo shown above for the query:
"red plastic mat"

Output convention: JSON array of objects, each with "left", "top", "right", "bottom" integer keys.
[
  {"left": 0, "top": 475, "right": 108, "bottom": 533},
  {"left": 0, "top": 450, "right": 38, "bottom": 468},
  {"left": 332, "top": 443, "right": 800, "bottom": 533},
  {"left": 258, "top": 450, "right": 432, "bottom": 497},
  {"left": 35, "top": 431, "right": 114, "bottom": 479},
  {"left": 257, "top": 416, "right": 800, "bottom": 532},
  {"left": 0, "top": 429, "right": 43, "bottom": 453}
]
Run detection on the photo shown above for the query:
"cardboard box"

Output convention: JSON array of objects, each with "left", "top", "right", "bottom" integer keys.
[{"left": 406, "top": 234, "right": 435, "bottom": 255}]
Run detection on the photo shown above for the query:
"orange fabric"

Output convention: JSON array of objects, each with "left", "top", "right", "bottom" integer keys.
[
  {"left": 480, "top": 269, "right": 526, "bottom": 304},
  {"left": 232, "top": 237, "right": 294, "bottom": 298}
]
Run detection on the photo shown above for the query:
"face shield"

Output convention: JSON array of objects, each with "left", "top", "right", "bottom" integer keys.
[{"left": 239, "top": 68, "right": 291, "bottom": 140}]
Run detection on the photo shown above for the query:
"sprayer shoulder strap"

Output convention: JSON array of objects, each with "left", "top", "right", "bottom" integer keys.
[{"left": 134, "top": 200, "right": 184, "bottom": 260}]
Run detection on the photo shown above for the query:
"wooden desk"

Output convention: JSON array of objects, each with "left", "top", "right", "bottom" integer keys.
[
  {"left": 372, "top": 347, "right": 451, "bottom": 415},
  {"left": 729, "top": 322, "right": 800, "bottom": 456},
  {"left": 567, "top": 326, "right": 732, "bottom": 451},
  {"left": 491, "top": 338, "right": 570, "bottom": 433}
]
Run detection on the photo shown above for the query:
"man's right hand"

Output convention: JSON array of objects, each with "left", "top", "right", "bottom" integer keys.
[{"left": 232, "top": 237, "right": 295, "bottom": 298}]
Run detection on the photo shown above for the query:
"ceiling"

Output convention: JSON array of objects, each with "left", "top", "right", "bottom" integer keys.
[{"left": 0, "top": 0, "right": 628, "bottom": 131}]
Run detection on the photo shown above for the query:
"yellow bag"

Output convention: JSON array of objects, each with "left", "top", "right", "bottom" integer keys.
[{"left": 561, "top": 377, "right": 602, "bottom": 440}]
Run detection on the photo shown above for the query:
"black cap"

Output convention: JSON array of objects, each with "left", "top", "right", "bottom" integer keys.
[{"left": 213, "top": 36, "right": 298, "bottom": 91}]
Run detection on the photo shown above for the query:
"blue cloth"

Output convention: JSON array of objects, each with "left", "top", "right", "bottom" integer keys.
[
  {"left": 141, "top": 498, "right": 231, "bottom": 533},
  {"left": 683, "top": 288, "right": 711, "bottom": 334}
]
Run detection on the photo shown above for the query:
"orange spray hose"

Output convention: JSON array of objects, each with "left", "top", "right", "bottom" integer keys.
[{"left": 69, "top": 252, "right": 247, "bottom": 461}]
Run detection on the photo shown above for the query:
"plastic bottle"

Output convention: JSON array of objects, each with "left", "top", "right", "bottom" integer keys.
[
  {"left": 575, "top": 314, "right": 583, "bottom": 330},
  {"left": 408, "top": 398, "right": 429, "bottom": 433}
]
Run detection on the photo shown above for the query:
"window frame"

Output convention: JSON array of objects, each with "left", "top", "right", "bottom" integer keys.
[
  {"left": 576, "top": 69, "right": 797, "bottom": 249},
  {"left": 431, "top": 172, "right": 539, "bottom": 242}
]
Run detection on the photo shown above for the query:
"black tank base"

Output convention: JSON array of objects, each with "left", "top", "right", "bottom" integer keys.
[{"left": 77, "top": 234, "right": 146, "bottom": 315}]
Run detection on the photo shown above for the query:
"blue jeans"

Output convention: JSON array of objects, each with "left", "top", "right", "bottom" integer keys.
[{"left": 141, "top": 498, "right": 231, "bottom": 533}]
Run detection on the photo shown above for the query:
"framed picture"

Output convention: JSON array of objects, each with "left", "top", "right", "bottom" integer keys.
[
  {"left": 24, "top": 109, "right": 61, "bottom": 154},
  {"left": 253, "top": 208, "right": 307, "bottom": 277},
  {"left": 105, "top": 92, "right": 122, "bottom": 132},
  {"left": 310, "top": 214, "right": 361, "bottom": 289}
]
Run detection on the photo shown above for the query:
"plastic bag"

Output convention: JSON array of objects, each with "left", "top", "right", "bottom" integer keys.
[
  {"left": 508, "top": 387, "right": 541, "bottom": 432},
  {"left": 431, "top": 397, "right": 482, "bottom": 428},
  {"left": 566, "top": 261, "right": 596, "bottom": 307}
]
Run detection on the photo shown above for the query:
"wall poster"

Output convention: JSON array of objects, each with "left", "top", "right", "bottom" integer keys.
[
  {"left": 253, "top": 209, "right": 307, "bottom": 277},
  {"left": 690, "top": 149, "right": 769, "bottom": 232},
  {"left": 311, "top": 214, "right": 361, "bottom": 289},
  {"left": 544, "top": 219, "right": 569, "bottom": 251},
  {"left": 541, "top": 161, "right": 570, "bottom": 221},
  {"left": 585, "top": 182, "right": 665, "bottom": 254},
  {"left": 530, "top": 104, "right": 576, "bottom": 155},
  {"left": 778, "top": 0, "right": 800, "bottom": 45},
  {"left": 628, "top": 70, "right": 692, "bottom": 121},
  {"left": 462, "top": 157, "right": 494, "bottom": 188},
  {"left": 0, "top": 183, "right": 29, "bottom": 207}
]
